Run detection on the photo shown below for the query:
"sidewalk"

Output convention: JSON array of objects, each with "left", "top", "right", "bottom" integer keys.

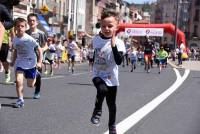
[{"left": 168, "top": 59, "right": 200, "bottom": 71}]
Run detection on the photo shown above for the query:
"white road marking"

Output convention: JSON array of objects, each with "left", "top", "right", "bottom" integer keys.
[
  {"left": 42, "top": 75, "right": 65, "bottom": 80},
  {"left": 41, "top": 72, "right": 89, "bottom": 80},
  {"left": 104, "top": 68, "right": 190, "bottom": 134}
]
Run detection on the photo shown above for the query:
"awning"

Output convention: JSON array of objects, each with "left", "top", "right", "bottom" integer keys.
[{"left": 37, "top": 14, "right": 52, "bottom": 34}]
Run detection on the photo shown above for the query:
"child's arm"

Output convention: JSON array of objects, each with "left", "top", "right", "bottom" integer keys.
[
  {"left": 10, "top": 49, "right": 17, "bottom": 67},
  {"left": 36, "top": 46, "right": 43, "bottom": 68},
  {"left": 111, "top": 30, "right": 124, "bottom": 65}
]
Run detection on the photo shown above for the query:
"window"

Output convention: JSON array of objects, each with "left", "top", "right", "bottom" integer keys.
[
  {"left": 196, "top": 0, "right": 200, "bottom": 5},
  {"left": 194, "top": 9, "right": 199, "bottom": 21},
  {"left": 193, "top": 25, "right": 198, "bottom": 37}
]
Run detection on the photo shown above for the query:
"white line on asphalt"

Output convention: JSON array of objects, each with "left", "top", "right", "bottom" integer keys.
[
  {"left": 41, "top": 72, "right": 89, "bottom": 80},
  {"left": 42, "top": 75, "right": 65, "bottom": 80},
  {"left": 104, "top": 68, "right": 190, "bottom": 134}
]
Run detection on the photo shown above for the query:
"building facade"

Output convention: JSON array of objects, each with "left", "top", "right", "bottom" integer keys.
[{"left": 188, "top": 0, "right": 200, "bottom": 48}]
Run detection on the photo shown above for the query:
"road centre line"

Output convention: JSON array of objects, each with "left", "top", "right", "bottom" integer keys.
[{"left": 104, "top": 68, "right": 190, "bottom": 134}]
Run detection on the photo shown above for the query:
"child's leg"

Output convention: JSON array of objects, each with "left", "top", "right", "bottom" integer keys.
[
  {"left": 50, "top": 63, "right": 53, "bottom": 75},
  {"left": 91, "top": 77, "right": 108, "bottom": 125},
  {"left": 27, "top": 78, "right": 36, "bottom": 88},
  {"left": 15, "top": 71, "right": 24, "bottom": 99},
  {"left": 26, "top": 67, "right": 37, "bottom": 88},
  {"left": 106, "top": 86, "right": 117, "bottom": 126},
  {"left": 92, "top": 77, "right": 107, "bottom": 111}
]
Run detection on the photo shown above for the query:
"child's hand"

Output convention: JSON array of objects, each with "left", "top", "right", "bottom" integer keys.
[{"left": 36, "top": 62, "right": 42, "bottom": 69}]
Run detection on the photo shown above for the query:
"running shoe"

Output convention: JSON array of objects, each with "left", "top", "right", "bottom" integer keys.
[
  {"left": 50, "top": 71, "right": 53, "bottom": 76},
  {"left": 44, "top": 70, "right": 48, "bottom": 75},
  {"left": 14, "top": 99, "right": 24, "bottom": 108},
  {"left": 33, "top": 93, "right": 40, "bottom": 99},
  {"left": 4, "top": 70, "right": 11, "bottom": 83},
  {"left": 90, "top": 110, "right": 102, "bottom": 126},
  {"left": 109, "top": 125, "right": 117, "bottom": 134}
]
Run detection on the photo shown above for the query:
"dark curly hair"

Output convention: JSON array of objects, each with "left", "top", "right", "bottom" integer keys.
[{"left": 101, "top": 9, "right": 119, "bottom": 21}]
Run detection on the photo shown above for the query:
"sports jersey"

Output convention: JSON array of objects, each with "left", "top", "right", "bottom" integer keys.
[
  {"left": 144, "top": 42, "right": 153, "bottom": 55},
  {"left": 92, "top": 35, "right": 126, "bottom": 86},
  {"left": 67, "top": 41, "right": 78, "bottom": 56},
  {"left": 130, "top": 50, "right": 138, "bottom": 60},
  {"left": 13, "top": 33, "right": 39, "bottom": 69},
  {"left": 46, "top": 44, "right": 56, "bottom": 60},
  {"left": 88, "top": 48, "right": 94, "bottom": 59},
  {"left": 157, "top": 49, "right": 168, "bottom": 59},
  {"left": 2, "top": 30, "right": 10, "bottom": 44},
  {"left": 26, "top": 29, "right": 47, "bottom": 47}
]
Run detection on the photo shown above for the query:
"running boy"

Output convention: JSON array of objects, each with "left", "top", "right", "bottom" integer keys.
[
  {"left": 11, "top": 18, "right": 42, "bottom": 108},
  {"left": 90, "top": 9, "right": 126, "bottom": 134},
  {"left": 26, "top": 13, "right": 48, "bottom": 99}
]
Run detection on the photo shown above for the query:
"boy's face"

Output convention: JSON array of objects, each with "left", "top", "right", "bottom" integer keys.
[
  {"left": 100, "top": 16, "right": 118, "bottom": 38},
  {"left": 15, "top": 21, "right": 26, "bottom": 36},
  {"left": 28, "top": 16, "right": 38, "bottom": 29}
]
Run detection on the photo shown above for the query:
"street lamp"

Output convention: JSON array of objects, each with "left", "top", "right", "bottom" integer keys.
[
  {"left": 32, "top": 2, "right": 36, "bottom": 13},
  {"left": 174, "top": 0, "right": 180, "bottom": 49}
]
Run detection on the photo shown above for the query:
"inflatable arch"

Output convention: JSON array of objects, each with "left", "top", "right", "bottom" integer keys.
[{"left": 117, "top": 23, "right": 186, "bottom": 48}]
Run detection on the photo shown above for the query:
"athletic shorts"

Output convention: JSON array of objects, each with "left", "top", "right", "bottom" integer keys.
[
  {"left": 0, "top": 43, "right": 9, "bottom": 62},
  {"left": 144, "top": 54, "right": 152, "bottom": 61},
  {"left": 68, "top": 54, "right": 75, "bottom": 62},
  {"left": 131, "top": 59, "right": 137, "bottom": 64},
  {"left": 16, "top": 67, "right": 37, "bottom": 79},
  {"left": 45, "top": 57, "right": 54, "bottom": 65},
  {"left": 159, "top": 59, "right": 167, "bottom": 65},
  {"left": 88, "top": 58, "right": 94, "bottom": 63}
]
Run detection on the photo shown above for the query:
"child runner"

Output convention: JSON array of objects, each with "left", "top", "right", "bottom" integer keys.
[
  {"left": 26, "top": 13, "right": 48, "bottom": 99},
  {"left": 156, "top": 45, "right": 168, "bottom": 74},
  {"left": 55, "top": 39, "right": 64, "bottom": 69},
  {"left": 90, "top": 9, "right": 126, "bottom": 134},
  {"left": 87, "top": 43, "right": 94, "bottom": 72},
  {"left": 66, "top": 36, "right": 79, "bottom": 73},
  {"left": 44, "top": 38, "right": 56, "bottom": 76},
  {"left": 129, "top": 47, "right": 138, "bottom": 72},
  {"left": 11, "top": 18, "right": 42, "bottom": 108}
]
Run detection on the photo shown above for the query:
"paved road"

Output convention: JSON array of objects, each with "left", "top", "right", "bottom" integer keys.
[{"left": 0, "top": 63, "right": 200, "bottom": 134}]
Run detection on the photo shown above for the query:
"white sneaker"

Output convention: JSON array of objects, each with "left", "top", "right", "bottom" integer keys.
[{"left": 4, "top": 70, "right": 11, "bottom": 83}]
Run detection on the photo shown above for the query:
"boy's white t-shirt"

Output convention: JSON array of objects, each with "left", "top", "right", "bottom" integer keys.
[
  {"left": 67, "top": 41, "right": 78, "bottom": 56},
  {"left": 13, "top": 33, "right": 39, "bottom": 69},
  {"left": 88, "top": 48, "right": 94, "bottom": 59},
  {"left": 92, "top": 35, "right": 126, "bottom": 86},
  {"left": 46, "top": 44, "right": 56, "bottom": 60},
  {"left": 130, "top": 50, "right": 138, "bottom": 60}
]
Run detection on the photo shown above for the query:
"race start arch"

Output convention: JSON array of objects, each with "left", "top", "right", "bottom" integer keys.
[{"left": 117, "top": 23, "right": 186, "bottom": 48}]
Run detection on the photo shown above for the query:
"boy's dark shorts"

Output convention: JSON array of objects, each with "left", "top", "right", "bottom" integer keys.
[{"left": 16, "top": 67, "right": 37, "bottom": 79}]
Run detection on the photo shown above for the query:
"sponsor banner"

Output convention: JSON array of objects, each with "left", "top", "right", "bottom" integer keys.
[{"left": 125, "top": 28, "right": 164, "bottom": 37}]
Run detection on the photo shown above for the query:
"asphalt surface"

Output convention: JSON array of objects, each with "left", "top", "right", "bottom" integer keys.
[{"left": 0, "top": 63, "right": 200, "bottom": 134}]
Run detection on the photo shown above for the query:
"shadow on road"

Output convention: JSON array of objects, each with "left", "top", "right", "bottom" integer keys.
[
  {"left": 67, "top": 82, "right": 93, "bottom": 86},
  {"left": 0, "top": 96, "right": 32, "bottom": 100},
  {"left": 1, "top": 103, "right": 15, "bottom": 108}
]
